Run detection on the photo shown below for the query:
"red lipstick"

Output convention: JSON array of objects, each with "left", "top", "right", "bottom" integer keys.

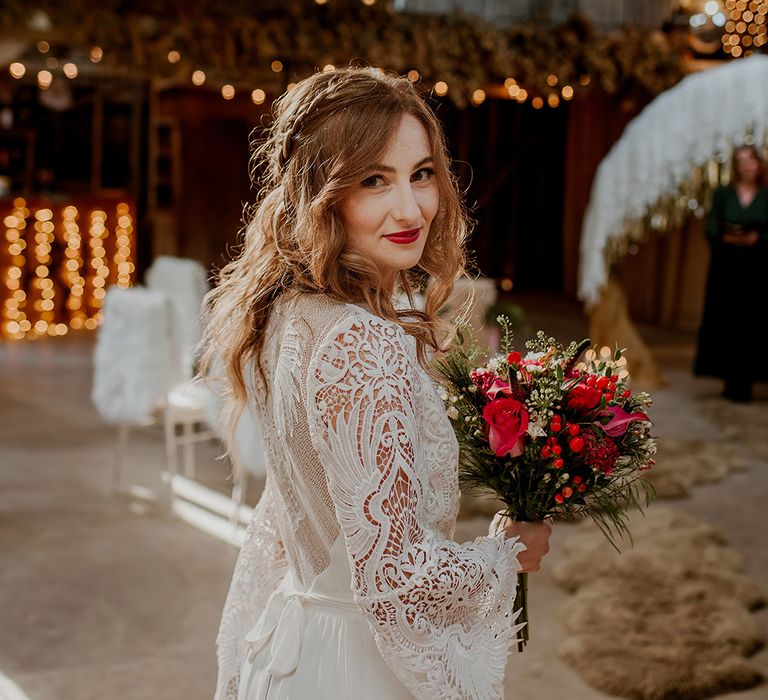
[{"left": 383, "top": 228, "right": 420, "bottom": 244}]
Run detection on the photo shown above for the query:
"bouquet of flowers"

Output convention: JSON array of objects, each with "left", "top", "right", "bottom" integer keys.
[{"left": 432, "top": 318, "right": 656, "bottom": 650}]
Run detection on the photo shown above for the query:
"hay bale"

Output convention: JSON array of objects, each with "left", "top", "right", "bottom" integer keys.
[{"left": 553, "top": 508, "right": 765, "bottom": 699}]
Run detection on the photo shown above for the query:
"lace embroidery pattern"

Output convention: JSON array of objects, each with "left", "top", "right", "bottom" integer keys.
[
  {"left": 306, "top": 309, "right": 526, "bottom": 700},
  {"left": 214, "top": 479, "right": 288, "bottom": 700}
]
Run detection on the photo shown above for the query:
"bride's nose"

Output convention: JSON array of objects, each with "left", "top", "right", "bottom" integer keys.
[{"left": 391, "top": 183, "right": 421, "bottom": 226}]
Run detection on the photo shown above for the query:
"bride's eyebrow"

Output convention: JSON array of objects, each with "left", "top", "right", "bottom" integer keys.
[{"left": 368, "top": 156, "right": 434, "bottom": 173}]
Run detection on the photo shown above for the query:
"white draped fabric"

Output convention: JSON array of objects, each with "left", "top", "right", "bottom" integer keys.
[
  {"left": 146, "top": 256, "right": 209, "bottom": 381},
  {"left": 91, "top": 287, "right": 174, "bottom": 424},
  {"left": 579, "top": 55, "right": 768, "bottom": 305}
]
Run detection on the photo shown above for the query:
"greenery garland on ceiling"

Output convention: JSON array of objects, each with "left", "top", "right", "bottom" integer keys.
[{"left": 2, "top": 0, "right": 689, "bottom": 106}]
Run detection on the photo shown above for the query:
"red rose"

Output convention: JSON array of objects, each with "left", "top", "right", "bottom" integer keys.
[
  {"left": 566, "top": 384, "right": 603, "bottom": 411},
  {"left": 507, "top": 351, "right": 522, "bottom": 366},
  {"left": 482, "top": 398, "right": 529, "bottom": 458}
]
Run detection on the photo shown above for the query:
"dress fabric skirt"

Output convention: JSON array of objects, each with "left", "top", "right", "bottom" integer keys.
[{"left": 237, "top": 536, "right": 414, "bottom": 700}]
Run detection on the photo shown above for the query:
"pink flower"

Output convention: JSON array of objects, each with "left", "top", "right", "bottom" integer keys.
[
  {"left": 483, "top": 398, "right": 529, "bottom": 458},
  {"left": 486, "top": 378, "right": 512, "bottom": 400},
  {"left": 470, "top": 370, "right": 512, "bottom": 400},
  {"left": 597, "top": 406, "right": 649, "bottom": 437}
]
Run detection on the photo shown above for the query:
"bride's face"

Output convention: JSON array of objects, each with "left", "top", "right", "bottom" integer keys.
[{"left": 338, "top": 113, "right": 439, "bottom": 285}]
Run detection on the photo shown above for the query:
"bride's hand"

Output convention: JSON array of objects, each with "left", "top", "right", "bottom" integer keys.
[{"left": 489, "top": 512, "right": 553, "bottom": 573}]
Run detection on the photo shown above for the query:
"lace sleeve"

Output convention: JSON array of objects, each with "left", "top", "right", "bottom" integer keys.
[
  {"left": 306, "top": 311, "right": 526, "bottom": 700},
  {"left": 214, "top": 478, "right": 288, "bottom": 700}
]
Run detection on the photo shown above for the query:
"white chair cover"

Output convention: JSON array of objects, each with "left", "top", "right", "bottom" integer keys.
[
  {"left": 92, "top": 286, "right": 175, "bottom": 424},
  {"left": 146, "top": 256, "right": 209, "bottom": 381}
]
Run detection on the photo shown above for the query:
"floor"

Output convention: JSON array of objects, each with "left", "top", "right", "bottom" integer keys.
[{"left": 1, "top": 296, "right": 766, "bottom": 700}]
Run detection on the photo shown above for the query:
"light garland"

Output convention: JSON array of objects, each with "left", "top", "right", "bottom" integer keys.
[
  {"left": 86, "top": 209, "right": 108, "bottom": 329},
  {"left": 2, "top": 200, "right": 29, "bottom": 339},
  {"left": 113, "top": 203, "right": 134, "bottom": 290},
  {"left": 31, "top": 207, "right": 56, "bottom": 336},
  {"left": 0, "top": 199, "right": 136, "bottom": 339},
  {"left": 62, "top": 205, "right": 86, "bottom": 330},
  {"left": 1, "top": 6, "right": 691, "bottom": 109}
]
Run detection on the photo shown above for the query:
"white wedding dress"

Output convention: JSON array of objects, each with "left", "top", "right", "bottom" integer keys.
[{"left": 214, "top": 292, "right": 526, "bottom": 700}]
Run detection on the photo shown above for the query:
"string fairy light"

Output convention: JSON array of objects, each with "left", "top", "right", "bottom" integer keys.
[
  {"left": 62, "top": 205, "right": 85, "bottom": 330},
  {"left": 113, "top": 203, "right": 134, "bottom": 290},
  {"left": 86, "top": 209, "right": 109, "bottom": 329},
  {"left": 722, "top": 0, "right": 768, "bottom": 55},
  {"left": 2, "top": 200, "right": 29, "bottom": 339},
  {"left": 434, "top": 80, "right": 448, "bottom": 96},
  {"left": 31, "top": 208, "right": 55, "bottom": 336}
]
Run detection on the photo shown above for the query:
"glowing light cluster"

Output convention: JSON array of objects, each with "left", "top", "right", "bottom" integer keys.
[
  {"left": 1, "top": 201, "right": 136, "bottom": 339},
  {"left": 86, "top": 210, "right": 109, "bottom": 330},
  {"left": 722, "top": 0, "right": 768, "bottom": 57},
  {"left": 29, "top": 207, "right": 63, "bottom": 337},
  {"left": 62, "top": 206, "right": 86, "bottom": 330},
  {"left": 3, "top": 200, "right": 30, "bottom": 339},
  {"left": 113, "top": 203, "right": 134, "bottom": 290}
]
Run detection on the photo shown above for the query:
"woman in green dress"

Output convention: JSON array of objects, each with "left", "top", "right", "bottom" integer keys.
[{"left": 694, "top": 145, "right": 768, "bottom": 402}]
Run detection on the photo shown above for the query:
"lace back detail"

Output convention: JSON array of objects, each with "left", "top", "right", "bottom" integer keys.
[{"left": 214, "top": 294, "right": 525, "bottom": 700}]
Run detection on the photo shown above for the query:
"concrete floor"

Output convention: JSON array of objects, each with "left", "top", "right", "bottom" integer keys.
[{"left": 1, "top": 296, "right": 766, "bottom": 700}]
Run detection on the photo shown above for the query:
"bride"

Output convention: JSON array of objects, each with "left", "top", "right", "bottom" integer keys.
[{"left": 201, "top": 67, "right": 552, "bottom": 700}]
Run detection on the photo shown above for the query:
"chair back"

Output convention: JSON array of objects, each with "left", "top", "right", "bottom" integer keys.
[
  {"left": 92, "top": 287, "right": 175, "bottom": 424},
  {"left": 146, "top": 256, "right": 209, "bottom": 381}
]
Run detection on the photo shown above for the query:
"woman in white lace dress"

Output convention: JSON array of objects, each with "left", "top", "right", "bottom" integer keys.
[{"left": 201, "top": 67, "right": 552, "bottom": 700}]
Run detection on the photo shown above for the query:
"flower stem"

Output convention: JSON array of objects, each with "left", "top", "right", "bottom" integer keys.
[{"left": 514, "top": 571, "right": 529, "bottom": 652}]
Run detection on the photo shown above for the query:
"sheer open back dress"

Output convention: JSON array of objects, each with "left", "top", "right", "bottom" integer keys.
[{"left": 213, "top": 292, "right": 525, "bottom": 700}]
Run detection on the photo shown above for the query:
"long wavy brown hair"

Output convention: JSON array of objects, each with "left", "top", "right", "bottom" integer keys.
[
  {"left": 731, "top": 144, "right": 766, "bottom": 186},
  {"left": 198, "top": 67, "right": 474, "bottom": 437}
]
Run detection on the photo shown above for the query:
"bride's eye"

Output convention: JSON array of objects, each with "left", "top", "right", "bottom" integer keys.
[
  {"left": 361, "top": 174, "right": 384, "bottom": 188},
  {"left": 412, "top": 168, "right": 435, "bottom": 183}
]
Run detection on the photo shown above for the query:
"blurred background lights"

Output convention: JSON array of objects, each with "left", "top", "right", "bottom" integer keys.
[{"left": 37, "top": 70, "right": 52, "bottom": 89}]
